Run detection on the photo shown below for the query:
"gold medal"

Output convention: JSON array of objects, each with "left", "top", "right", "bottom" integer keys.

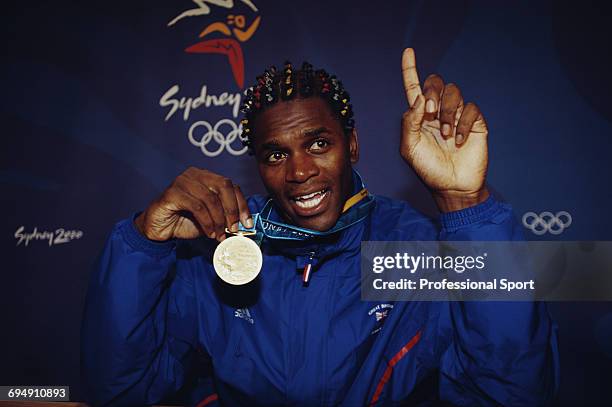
[{"left": 213, "top": 233, "right": 262, "bottom": 285}]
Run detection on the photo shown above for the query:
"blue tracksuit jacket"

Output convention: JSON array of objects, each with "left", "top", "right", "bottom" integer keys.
[{"left": 81, "top": 193, "right": 559, "bottom": 406}]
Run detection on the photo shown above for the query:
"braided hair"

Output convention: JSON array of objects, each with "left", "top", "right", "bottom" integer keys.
[{"left": 240, "top": 61, "right": 355, "bottom": 152}]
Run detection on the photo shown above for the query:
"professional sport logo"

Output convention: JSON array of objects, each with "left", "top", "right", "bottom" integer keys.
[
  {"left": 168, "top": 0, "right": 261, "bottom": 89},
  {"left": 161, "top": 1, "right": 261, "bottom": 157},
  {"left": 522, "top": 211, "right": 572, "bottom": 235}
]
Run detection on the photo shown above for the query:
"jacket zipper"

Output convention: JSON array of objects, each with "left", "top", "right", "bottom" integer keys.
[{"left": 302, "top": 251, "right": 316, "bottom": 286}]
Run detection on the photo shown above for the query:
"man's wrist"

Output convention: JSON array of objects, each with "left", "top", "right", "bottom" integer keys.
[
  {"left": 120, "top": 213, "right": 176, "bottom": 257},
  {"left": 134, "top": 212, "right": 148, "bottom": 238},
  {"left": 133, "top": 212, "right": 167, "bottom": 242},
  {"left": 432, "top": 188, "right": 490, "bottom": 213}
]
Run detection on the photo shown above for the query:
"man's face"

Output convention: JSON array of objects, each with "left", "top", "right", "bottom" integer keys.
[{"left": 251, "top": 97, "right": 359, "bottom": 231}]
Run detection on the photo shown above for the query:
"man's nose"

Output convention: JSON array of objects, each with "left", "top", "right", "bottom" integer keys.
[{"left": 285, "top": 153, "right": 319, "bottom": 183}]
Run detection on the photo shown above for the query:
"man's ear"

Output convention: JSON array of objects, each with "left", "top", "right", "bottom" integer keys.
[{"left": 349, "top": 128, "right": 359, "bottom": 164}]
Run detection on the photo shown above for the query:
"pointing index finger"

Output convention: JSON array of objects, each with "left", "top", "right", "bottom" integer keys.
[{"left": 402, "top": 48, "right": 422, "bottom": 107}]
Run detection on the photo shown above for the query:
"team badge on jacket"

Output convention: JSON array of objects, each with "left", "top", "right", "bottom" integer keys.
[{"left": 368, "top": 303, "right": 394, "bottom": 335}]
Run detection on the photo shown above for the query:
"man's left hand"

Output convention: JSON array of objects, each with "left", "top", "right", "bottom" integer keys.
[{"left": 399, "top": 48, "right": 489, "bottom": 212}]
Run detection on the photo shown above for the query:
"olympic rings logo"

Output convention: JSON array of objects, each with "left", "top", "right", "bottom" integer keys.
[
  {"left": 188, "top": 119, "right": 248, "bottom": 157},
  {"left": 522, "top": 211, "right": 572, "bottom": 235}
]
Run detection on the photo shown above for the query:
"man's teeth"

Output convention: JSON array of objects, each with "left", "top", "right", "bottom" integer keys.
[{"left": 294, "top": 190, "right": 327, "bottom": 208}]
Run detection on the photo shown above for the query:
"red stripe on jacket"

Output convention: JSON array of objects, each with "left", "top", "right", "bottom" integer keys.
[{"left": 369, "top": 330, "right": 422, "bottom": 406}]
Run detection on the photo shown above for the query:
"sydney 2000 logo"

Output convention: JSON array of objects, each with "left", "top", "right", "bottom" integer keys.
[{"left": 160, "top": 0, "right": 261, "bottom": 157}]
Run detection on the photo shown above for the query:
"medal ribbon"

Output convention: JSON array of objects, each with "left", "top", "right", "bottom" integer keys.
[{"left": 237, "top": 171, "right": 374, "bottom": 243}]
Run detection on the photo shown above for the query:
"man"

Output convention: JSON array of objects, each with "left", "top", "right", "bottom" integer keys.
[{"left": 81, "top": 49, "right": 559, "bottom": 406}]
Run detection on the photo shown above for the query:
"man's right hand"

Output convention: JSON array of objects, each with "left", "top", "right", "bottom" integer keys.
[{"left": 134, "top": 167, "right": 253, "bottom": 242}]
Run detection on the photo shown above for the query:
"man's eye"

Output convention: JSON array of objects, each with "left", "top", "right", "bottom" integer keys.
[
  {"left": 266, "top": 152, "right": 286, "bottom": 163},
  {"left": 309, "top": 139, "right": 329, "bottom": 151}
]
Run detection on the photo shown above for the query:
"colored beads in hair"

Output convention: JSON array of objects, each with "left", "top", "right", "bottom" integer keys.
[{"left": 240, "top": 60, "right": 355, "bottom": 152}]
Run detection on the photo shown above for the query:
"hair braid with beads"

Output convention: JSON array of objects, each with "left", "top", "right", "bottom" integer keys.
[{"left": 240, "top": 61, "right": 355, "bottom": 152}]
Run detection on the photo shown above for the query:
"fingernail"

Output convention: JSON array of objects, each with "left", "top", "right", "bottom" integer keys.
[
  {"left": 456, "top": 133, "right": 464, "bottom": 144},
  {"left": 426, "top": 99, "right": 436, "bottom": 113},
  {"left": 245, "top": 217, "right": 254, "bottom": 228},
  {"left": 441, "top": 123, "right": 451, "bottom": 136},
  {"left": 231, "top": 222, "right": 239, "bottom": 233}
]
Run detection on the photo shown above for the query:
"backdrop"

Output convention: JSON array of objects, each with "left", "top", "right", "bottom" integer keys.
[{"left": 1, "top": 0, "right": 611, "bottom": 404}]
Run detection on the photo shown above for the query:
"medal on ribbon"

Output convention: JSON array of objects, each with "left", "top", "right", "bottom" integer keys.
[
  {"left": 213, "top": 230, "right": 262, "bottom": 285},
  {"left": 213, "top": 170, "right": 373, "bottom": 285}
]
